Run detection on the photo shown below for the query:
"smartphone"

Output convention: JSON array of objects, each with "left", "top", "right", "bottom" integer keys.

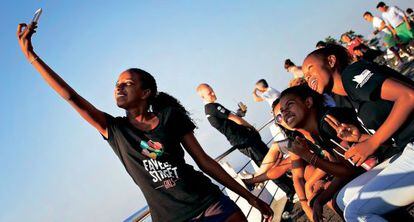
[{"left": 31, "top": 8, "right": 42, "bottom": 23}]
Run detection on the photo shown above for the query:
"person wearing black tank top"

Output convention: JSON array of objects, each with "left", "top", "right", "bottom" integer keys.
[
  {"left": 17, "top": 21, "right": 273, "bottom": 222},
  {"left": 303, "top": 44, "right": 414, "bottom": 221}
]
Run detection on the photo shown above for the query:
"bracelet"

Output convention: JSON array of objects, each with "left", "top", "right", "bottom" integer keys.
[
  {"left": 299, "top": 198, "right": 308, "bottom": 202},
  {"left": 30, "top": 56, "right": 39, "bottom": 64}
]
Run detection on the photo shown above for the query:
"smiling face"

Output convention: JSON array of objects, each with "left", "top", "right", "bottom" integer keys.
[
  {"left": 114, "top": 71, "right": 150, "bottom": 109},
  {"left": 279, "top": 94, "right": 310, "bottom": 129},
  {"left": 302, "top": 55, "right": 333, "bottom": 94}
]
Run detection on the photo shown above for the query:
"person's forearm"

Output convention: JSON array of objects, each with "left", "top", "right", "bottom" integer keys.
[
  {"left": 378, "top": 24, "right": 386, "bottom": 32},
  {"left": 300, "top": 200, "right": 314, "bottom": 221},
  {"left": 302, "top": 152, "right": 354, "bottom": 177},
  {"left": 306, "top": 168, "right": 326, "bottom": 188},
  {"left": 200, "top": 156, "right": 256, "bottom": 202},
  {"left": 228, "top": 114, "right": 253, "bottom": 128},
  {"left": 388, "top": 25, "right": 398, "bottom": 36},
  {"left": 256, "top": 145, "right": 281, "bottom": 174},
  {"left": 293, "top": 176, "right": 308, "bottom": 201},
  {"left": 404, "top": 16, "right": 411, "bottom": 28},
  {"left": 294, "top": 176, "right": 314, "bottom": 220},
  {"left": 27, "top": 51, "right": 79, "bottom": 101},
  {"left": 370, "top": 95, "right": 414, "bottom": 148},
  {"left": 315, "top": 177, "right": 350, "bottom": 206}
]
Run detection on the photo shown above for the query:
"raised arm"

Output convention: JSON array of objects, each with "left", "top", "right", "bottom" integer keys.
[
  {"left": 181, "top": 132, "right": 273, "bottom": 221},
  {"left": 17, "top": 22, "right": 108, "bottom": 138}
]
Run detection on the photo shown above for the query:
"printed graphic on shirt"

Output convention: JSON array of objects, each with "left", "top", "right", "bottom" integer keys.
[
  {"left": 139, "top": 140, "right": 164, "bottom": 159},
  {"left": 353, "top": 69, "right": 374, "bottom": 88},
  {"left": 217, "top": 106, "right": 226, "bottom": 114},
  {"left": 143, "top": 158, "right": 179, "bottom": 189}
]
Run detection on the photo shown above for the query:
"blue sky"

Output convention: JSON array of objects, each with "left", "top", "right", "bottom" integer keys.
[{"left": 1, "top": 0, "right": 411, "bottom": 221}]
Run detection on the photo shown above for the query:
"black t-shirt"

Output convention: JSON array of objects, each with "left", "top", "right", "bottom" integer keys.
[
  {"left": 319, "top": 107, "right": 399, "bottom": 162},
  {"left": 104, "top": 107, "right": 221, "bottom": 222},
  {"left": 341, "top": 60, "right": 414, "bottom": 148},
  {"left": 330, "top": 93, "right": 353, "bottom": 109},
  {"left": 204, "top": 102, "right": 253, "bottom": 146}
]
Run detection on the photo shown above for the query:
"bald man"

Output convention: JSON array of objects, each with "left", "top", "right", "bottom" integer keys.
[{"left": 196, "top": 83, "right": 268, "bottom": 166}]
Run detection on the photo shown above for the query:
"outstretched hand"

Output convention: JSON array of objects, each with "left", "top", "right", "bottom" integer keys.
[
  {"left": 17, "top": 22, "right": 37, "bottom": 59},
  {"left": 324, "top": 115, "right": 361, "bottom": 143},
  {"left": 248, "top": 197, "right": 274, "bottom": 222}
]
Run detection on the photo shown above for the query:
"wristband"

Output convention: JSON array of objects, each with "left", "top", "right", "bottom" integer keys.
[{"left": 30, "top": 56, "right": 39, "bottom": 64}]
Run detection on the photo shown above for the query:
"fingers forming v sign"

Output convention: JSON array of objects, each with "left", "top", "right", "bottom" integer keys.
[{"left": 324, "top": 115, "right": 360, "bottom": 143}]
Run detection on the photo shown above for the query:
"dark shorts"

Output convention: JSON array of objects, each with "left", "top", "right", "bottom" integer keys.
[{"left": 188, "top": 194, "right": 243, "bottom": 222}]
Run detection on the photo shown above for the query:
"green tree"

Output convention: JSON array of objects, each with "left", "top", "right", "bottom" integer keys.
[{"left": 324, "top": 36, "right": 338, "bottom": 44}]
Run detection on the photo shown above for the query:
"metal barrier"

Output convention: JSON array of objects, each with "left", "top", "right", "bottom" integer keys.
[{"left": 125, "top": 117, "right": 276, "bottom": 222}]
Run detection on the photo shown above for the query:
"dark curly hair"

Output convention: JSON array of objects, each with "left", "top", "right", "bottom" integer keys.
[
  {"left": 280, "top": 84, "right": 326, "bottom": 116},
  {"left": 305, "top": 43, "right": 352, "bottom": 74}
]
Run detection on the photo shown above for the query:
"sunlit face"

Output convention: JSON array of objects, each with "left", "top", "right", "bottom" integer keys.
[
  {"left": 302, "top": 55, "right": 333, "bottom": 94},
  {"left": 114, "top": 71, "right": 148, "bottom": 109},
  {"left": 279, "top": 94, "right": 309, "bottom": 129},
  {"left": 197, "top": 85, "right": 217, "bottom": 103},
  {"left": 341, "top": 35, "right": 351, "bottom": 43}
]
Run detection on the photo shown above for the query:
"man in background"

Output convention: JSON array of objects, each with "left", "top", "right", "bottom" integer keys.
[{"left": 197, "top": 83, "right": 268, "bottom": 166}]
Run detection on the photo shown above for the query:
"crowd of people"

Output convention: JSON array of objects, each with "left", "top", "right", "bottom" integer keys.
[{"left": 17, "top": 1, "right": 414, "bottom": 222}]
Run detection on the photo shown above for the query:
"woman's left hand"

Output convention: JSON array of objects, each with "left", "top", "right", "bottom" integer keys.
[{"left": 345, "top": 139, "right": 377, "bottom": 166}]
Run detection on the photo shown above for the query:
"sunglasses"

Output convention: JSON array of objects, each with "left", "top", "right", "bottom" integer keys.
[{"left": 274, "top": 112, "right": 283, "bottom": 124}]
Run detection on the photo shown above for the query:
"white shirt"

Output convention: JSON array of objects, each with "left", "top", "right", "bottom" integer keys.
[
  {"left": 259, "top": 87, "right": 280, "bottom": 106},
  {"left": 382, "top": 6, "right": 406, "bottom": 28},
  {"left": 287, "top": 66, "right": 304, "bottom": 79},
  {"left": 372, "top": 16, "right": 391, "bottom": 34}
]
